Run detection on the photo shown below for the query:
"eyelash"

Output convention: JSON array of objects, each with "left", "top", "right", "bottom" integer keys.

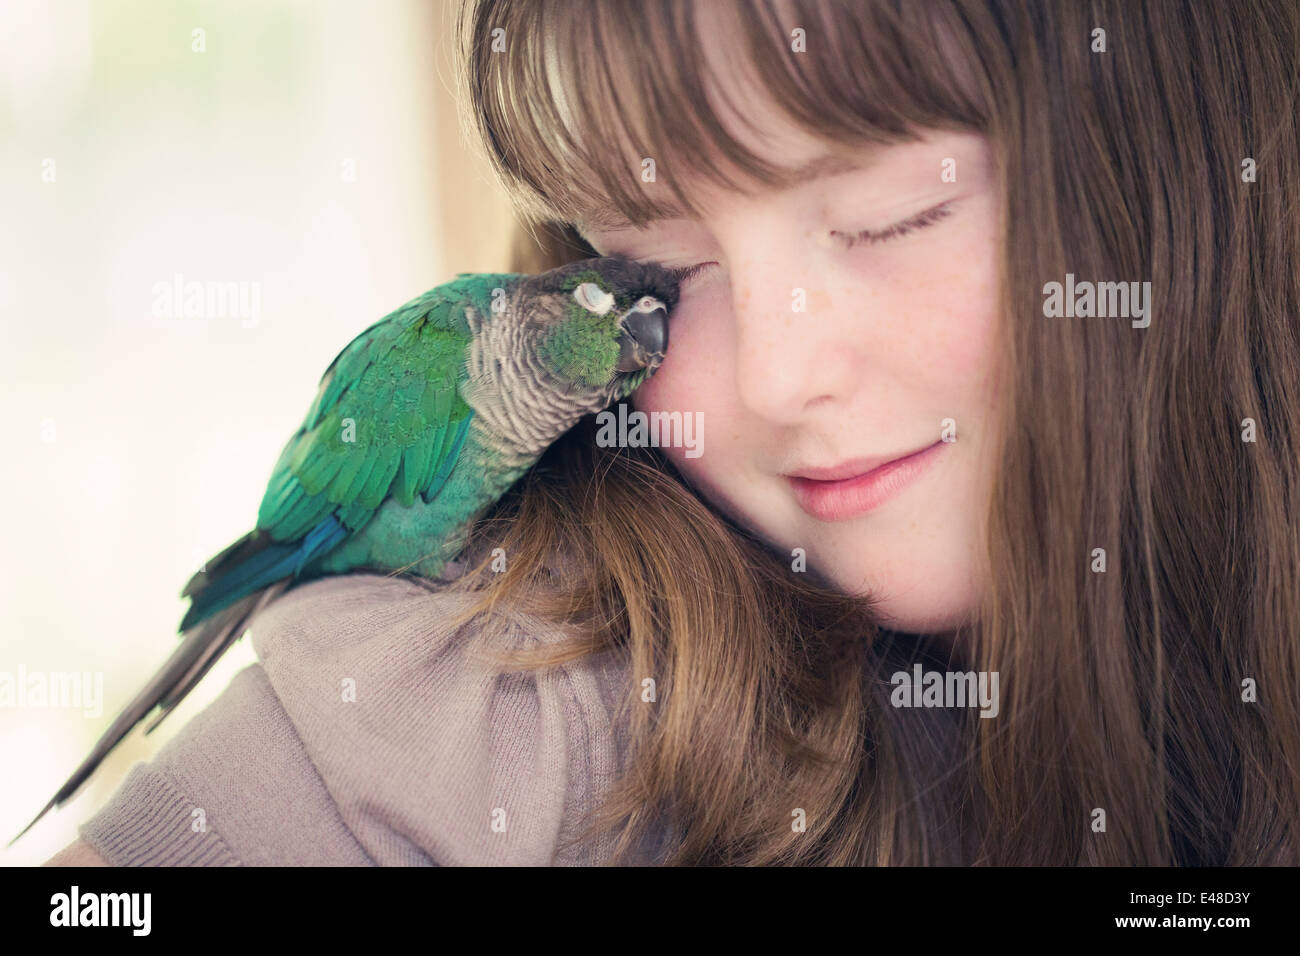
[
  {"left": 666, "top": 262, "right": 715, "bottom": 285},
  {"left": 664, "top": 200, "right": 956, "bottom": 286},
  {"left": 834, "top": 200, "right": 955, "bottom": 248}
]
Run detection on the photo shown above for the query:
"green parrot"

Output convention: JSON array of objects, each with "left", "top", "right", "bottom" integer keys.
[{"left": 13, "top": 255, "right": 679, "bottom": 844}]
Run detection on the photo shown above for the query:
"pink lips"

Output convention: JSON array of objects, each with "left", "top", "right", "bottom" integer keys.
[{"left": 786, "top": 441, "right": 945, "bottom": 521}]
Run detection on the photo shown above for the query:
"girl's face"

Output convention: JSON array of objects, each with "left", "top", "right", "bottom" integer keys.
[{"left": 576, "top": 106, "right": 1002, "bottom": 636}]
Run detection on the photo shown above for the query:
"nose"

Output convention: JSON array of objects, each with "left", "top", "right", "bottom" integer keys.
[
  {"left": 616, "top": 299, "right": 669, "bottom": 371},
  {"left": 730, "top": 268, "right": 851, "bottom": 424}
]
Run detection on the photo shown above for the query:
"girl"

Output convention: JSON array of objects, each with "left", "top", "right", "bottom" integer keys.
[
  {"left": 451, "top": 0, "right": 1300, "bottom": 865},
  {"left": 59, "top": 0, "right": 1299, "bottom": 866}
]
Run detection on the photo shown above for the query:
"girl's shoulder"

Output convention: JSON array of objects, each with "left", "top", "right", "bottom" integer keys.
[{"left": 80, "top": 571, "right": 646, "bottom": 866}]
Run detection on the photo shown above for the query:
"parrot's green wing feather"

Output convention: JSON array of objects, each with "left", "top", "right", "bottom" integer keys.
[
  {"left": 4, "top": 276, "right": 536, "bottom": 848},
  {"left": 256, "top": 288, "right": 481, "bottom": 543}
]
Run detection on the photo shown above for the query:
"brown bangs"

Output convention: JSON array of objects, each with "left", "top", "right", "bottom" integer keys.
[{"left": 457, "top": 0, "right": 995, "bottom": 230}]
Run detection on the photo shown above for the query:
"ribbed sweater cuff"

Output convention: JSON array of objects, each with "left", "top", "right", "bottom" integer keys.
[{"left": 77, "top": 764, "right": 240, "bottom": 866}]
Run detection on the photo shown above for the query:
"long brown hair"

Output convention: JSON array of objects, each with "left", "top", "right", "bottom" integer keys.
[{"left": 438, "top": 0, "right": 1300, "bottom": 864}]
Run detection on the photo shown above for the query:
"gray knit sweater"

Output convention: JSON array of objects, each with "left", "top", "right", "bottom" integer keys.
[{"left": 76, "top": 573, "right": 670, "bottom": 865}]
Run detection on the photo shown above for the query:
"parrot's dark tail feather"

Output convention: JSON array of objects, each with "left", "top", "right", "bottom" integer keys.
[
  {"left": 178, "top": 516, "right": 347, "bottom": 632},
  {"left": 7, "top": 580, "right": 290, "bottom": 848},
  {"left": 145, "top": 579, "right": 290, "bottom": 736},
  {"left": 181, "top": 528, "right": 267, "bottom": 599}
]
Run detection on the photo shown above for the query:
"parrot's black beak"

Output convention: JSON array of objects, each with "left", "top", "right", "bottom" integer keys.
[{"left": 616, "top": 298, "right": 669, "bottom": 372}]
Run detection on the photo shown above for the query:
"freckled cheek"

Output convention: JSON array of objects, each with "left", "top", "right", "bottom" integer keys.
[
  {"left": 889, "top": 255, "right": 999, "bottom": 390},
  {"left": 631, "top": 354, "right": 740, "bottom": 498},
  {"left": 633, "top": 304, "right": 734, "bottom": 415},
  {"left": 903, "top": 297, "right": 996, "bottom": 388}
]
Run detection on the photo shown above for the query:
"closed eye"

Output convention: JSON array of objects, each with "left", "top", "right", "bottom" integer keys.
[
  {"left": 661, "top": 199, "right": 957, "bottom": 288},
  {"left": 666, "top": 262, "right": 715, "bottom": 286},
  {"left": 832, "top": 200, "right": 955, "bottom": 248}
]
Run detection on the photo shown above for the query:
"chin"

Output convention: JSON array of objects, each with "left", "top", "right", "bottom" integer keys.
[{"left": 834, "top": 565, "right": 979, "bottom": 638}]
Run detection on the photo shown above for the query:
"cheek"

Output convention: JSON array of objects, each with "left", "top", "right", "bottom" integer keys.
[
  {"left": 631, "top": 299, "right": 733, "bottom": 416},
  {"left": 916, "top": 287, "right": 996, "bottom": 390},
  {"left": 629, "top": 300, "right": 750, "bottom": 495},
  {"left": 887, "top": 228, "right": 1001, "bottom": 396}
]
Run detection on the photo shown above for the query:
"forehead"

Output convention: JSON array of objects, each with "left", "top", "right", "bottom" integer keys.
[
  {"left": 573, "top": 142, "right": 884, "bottom": 234},
  {"left": 573, "top": 2, "right": 891, "bottom": 234},
  {"left": 556, "top": 0, "right": 931, "bottom": 238},
  {"left": 495, "top": 0, "right": 993, "bottom": 243}
]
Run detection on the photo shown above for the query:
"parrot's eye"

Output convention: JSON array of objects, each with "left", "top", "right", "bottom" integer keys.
[{"left": 573, "top": 282, "right": 615, "bottom": 315}]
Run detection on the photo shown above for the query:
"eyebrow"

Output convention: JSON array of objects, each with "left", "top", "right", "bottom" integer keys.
[{"left": 574, "top": 149, "right": 878, "bottom": 232}]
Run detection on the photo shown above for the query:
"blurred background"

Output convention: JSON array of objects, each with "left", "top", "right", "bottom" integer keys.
[{"left": 0, "top": 0, "right": 538, "bottom": 864}]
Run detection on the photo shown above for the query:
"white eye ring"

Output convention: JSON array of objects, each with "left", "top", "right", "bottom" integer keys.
[{"left": 573, "top": 282, "right": 615, "bottom": 315}]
